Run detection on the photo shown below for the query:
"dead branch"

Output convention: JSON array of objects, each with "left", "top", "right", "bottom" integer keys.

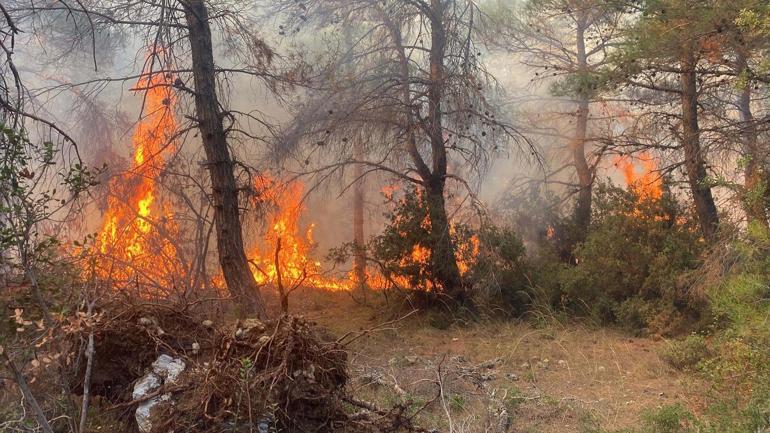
[{"left": 1, "top": 346, "right": 55, "bottom": 433}]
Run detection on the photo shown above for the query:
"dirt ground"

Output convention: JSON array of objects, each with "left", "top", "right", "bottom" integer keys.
[{"left": 288, "top": 288, "right": 706, "bottom": 433}]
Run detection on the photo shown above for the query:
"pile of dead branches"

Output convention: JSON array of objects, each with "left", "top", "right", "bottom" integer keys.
[
  {"left": 161, "top": 315, "right": 349, "bottom": 433},
  {"left": 69, "top": 303, "right": 428, "bottom": 433}
]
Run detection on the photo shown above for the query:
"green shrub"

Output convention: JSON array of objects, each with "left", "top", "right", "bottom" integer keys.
[
  {"left": 545, "top": 182, "right": 703, "bottom": 333},
  {"left": 468, "top": 223, "right": 531, "bottom": 314},
  {"left": 367, "top": 187, "right": 479, "bottom": 294},
  {"left": 661, "top": 334, "right": 711, "bottom": 370},
  {"left": 640, "top": 404, "right": 696, "bottom": 433}
]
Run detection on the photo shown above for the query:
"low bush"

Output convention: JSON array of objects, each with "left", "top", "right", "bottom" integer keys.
[
  {"left": 640, "top": 404, "right": 696, "bottom": 433},
  {"left": 661, "top": 334, "right": 711, "bottom": 370},
  {"left": 467, "top": 223, "right": 531, "bottom": 315},
  {"left": 537, "top": 182, "right": 704, "bottom": 333}
]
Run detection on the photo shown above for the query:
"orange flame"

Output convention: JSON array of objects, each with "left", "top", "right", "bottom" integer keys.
[
  {"left": 249, "top": 176, "right": 352, "bottom": 291},
  {"left": 615, "top": 152, "right": 663, "bottom": 201},
  {"left": 94, "top": 48, "right": 180, "bottom": 288},
  {"left": 361, "top": 186, "right": 479, "bottom": 291}
]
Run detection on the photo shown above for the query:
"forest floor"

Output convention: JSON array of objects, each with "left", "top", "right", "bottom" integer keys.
[{"left": 288, "top": 288, "right": 707, "bottom": 433}]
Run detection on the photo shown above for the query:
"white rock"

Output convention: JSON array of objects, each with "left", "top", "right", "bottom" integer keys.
[
  {"left": 132, "top": 373, "right": 161, "bottom": 400},
  {"left": 137, "top": 317, "right": 154, "bottom": 326},
  {"left": 152, "top": 354, "right": 186, "bottom": 383},
  {"left": 134, "top": 355, "right": 186, "bottom": 433}
]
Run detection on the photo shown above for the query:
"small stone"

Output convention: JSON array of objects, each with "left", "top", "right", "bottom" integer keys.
[
  {"left": 191, "top": 342, "right": 200, "bottom": 355},
  {"left": 243, "top": 319, "right": 266, "bottom": 333},
  {"left": 479, "top": 358, "right": 502, "bottom": 369},
  {"left": 235, "top": 328, "right": 244, "bottom": 338},
  {"left": 201, "top": 320, "right": 214, "bottom": 328},
  {"left": 137, "top": 317, "right": 153, "bottom": 326},
  {"left": 506, "top": 373, "right": 519, "bottom": 381},
  {"left": 557, "top": 360, "right": 567, "bottom": 367}
]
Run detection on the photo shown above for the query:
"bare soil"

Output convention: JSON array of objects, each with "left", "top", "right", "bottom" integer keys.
[{"left": 289, "top": 288, "right": 706, "bottom": 433}]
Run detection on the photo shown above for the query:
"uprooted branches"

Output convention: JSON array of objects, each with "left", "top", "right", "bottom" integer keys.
[{"left": 68, "top": 303, "right": 441, "bottom": 433}]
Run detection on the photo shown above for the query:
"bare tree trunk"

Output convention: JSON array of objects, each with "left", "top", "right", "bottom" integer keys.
[
  {"left": 183, "top": 0, "right": 267, "bottom": 319},
  {"left": 736, "top": 53, "right": 767, "bottom": 228},
  {"left": 384, "top": 1, "right": 464, "bottom": 300},
  {"left": 426, "top": 0, "right": 463, "bottom": 300},
  {"left": 274, "top": 237, "right": 289, "bottom": 314},
  {"left": 680, "top": 53, "right": 719, "bottom": 240},
  {"left": 572, "top": 22, "right": 592, "bottom": 240},
  {"left": 352, "top": 140, "right": 367, "bottom": 292},
  {"left": 425, "top": 178, "right": 464, "bottom": 300}
]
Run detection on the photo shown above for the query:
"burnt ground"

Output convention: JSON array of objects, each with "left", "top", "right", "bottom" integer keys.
[{"left": 287, "top": 288, "right": 707, "bottom": 433}]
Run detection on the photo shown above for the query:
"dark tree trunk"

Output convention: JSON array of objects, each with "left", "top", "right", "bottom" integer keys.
[
  {"left": 425, "top": 177, "right": 464, "bottom": 299},
  {"left": 572, "top": 21, "right": 592, "bottom": 240},
  {"left": 383, "top": 0, "right": 464, "bottom": 301},
  {"left": 572, "top": 97, "right": 592, "bottom": 239},
  {"left": 184, "top": 0, "right": 267, "bottom": 318},
  {"left": 425, "top": 0, "right": 464, "bottom": 300},
  {"left": 352, "top": 140, "right": 367, "bottom": 291},
  {"left": 735, "top": 54, "right": 767, "bottom": 227},
  {"left": 680, "top": 53, "right": 719, "bottom": 240}
]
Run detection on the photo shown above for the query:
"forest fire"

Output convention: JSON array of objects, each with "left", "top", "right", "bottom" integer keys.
[
  {"left": 615, "top": 152, "right": 664, "bottom": 201},
  {"left": 94, "top": 51, "right": 180, "bottom": 288},
  {"left": 249, "top": 176, "right": 352, "bottom": 291}
]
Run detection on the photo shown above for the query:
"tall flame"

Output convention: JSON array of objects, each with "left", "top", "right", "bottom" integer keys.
[
  {"left": 95, "top": 48, "right": 180, "bottom": 288},
  {"left": 249, "top": 176, "right": 351, "bottom": 291},
  {"left": 615, "top": 152, "right": 663, "bottom": 201}
]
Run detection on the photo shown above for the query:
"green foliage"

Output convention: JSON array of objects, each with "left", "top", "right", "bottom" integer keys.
[
  {"left": 661, "top": 334, "right": 711, "bottom": 370},
  {"left": 368, "top": 187, "right": 477, "bottom": 293},
  {"left": 0, "top": 123, "right": 98, "bottom": 266},
  {"left": 468, "top": 223, "right": 531, "bottom": 314},
  {"left": 540, "top": 182, "right": 703, "bottom": 333},
  {"left": 648, "top": 228, "right": 770, "bottom": 433},
  {"left": 449, "top": 394, "right": 466, "bottom": 412},
  {"left": 640, "top": 404, "right": 696, "bottom": 433},
  {"left": 550, "top": 72, "right": 608, "bottom": 99}
]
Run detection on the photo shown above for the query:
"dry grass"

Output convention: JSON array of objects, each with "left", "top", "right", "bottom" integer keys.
[{"left": 290, "top": 288, "right": 707, "bottom": 433}]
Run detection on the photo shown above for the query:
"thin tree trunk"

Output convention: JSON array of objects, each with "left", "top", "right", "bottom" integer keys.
[
  {"left": 78, "top": 301, "right": 96, "bottom": 433},
  {"left": 572, "top": 22, "right": 592, "bottom": 240},
  {"left": 572, "top": 97, "right": 592, "bottom": 239},
  {"left": 183, "top": 0, "right": 267, "bottom": 319},
  {"left": 2, "top": 348, "right": 55, "bottom": 433},
  {"left": 352, "top": 140, "right": 367, "bottom": 291},
  {"left": 735, "top": 53, "right": 767, "bottom": 227},
  {"left": 426, "top": 0, "right": 463, "bottom": 299},
  {"left": 381, "top": 0, "right": 463, "bottom": 300},
  {"left": 680, "top": 53, "right": 719, "bottom": 240}
]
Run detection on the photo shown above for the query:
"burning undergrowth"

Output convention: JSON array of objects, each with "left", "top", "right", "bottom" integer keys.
[{"left": 70, "top": 303, "right": 423, "bottom": 433}]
